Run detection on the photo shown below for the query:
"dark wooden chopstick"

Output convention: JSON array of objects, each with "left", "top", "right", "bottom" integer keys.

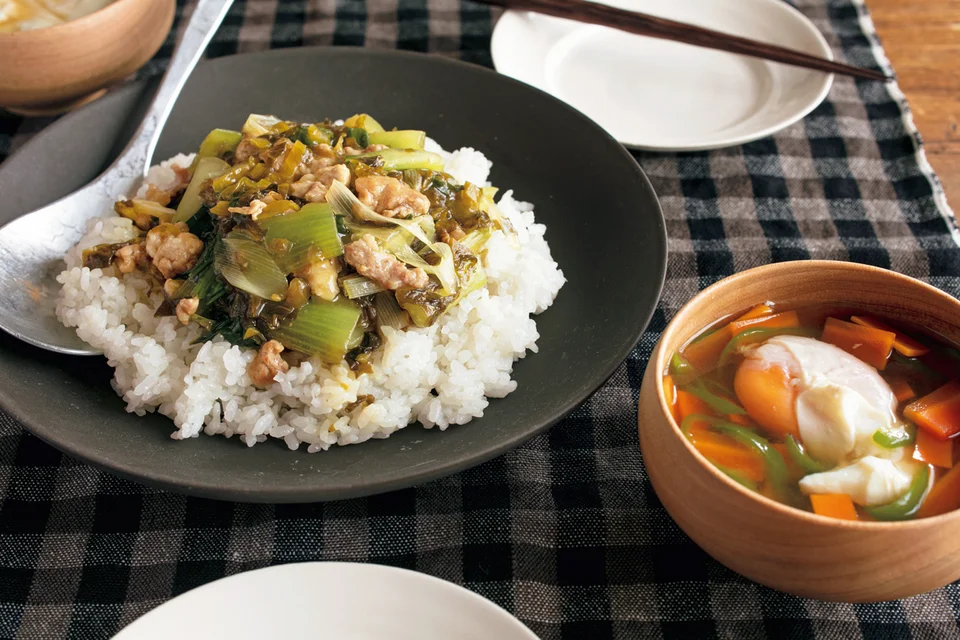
[{"left": 483, "top": 0, "right": 890, "bottom": 82}]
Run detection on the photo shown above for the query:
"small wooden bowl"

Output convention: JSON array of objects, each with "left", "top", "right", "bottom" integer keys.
[
  {"left": 638, "top": 260, "right": 960, "bottom": 602},
  {"left": 0, "top": 0, "right": 175, "bottom": 115}
]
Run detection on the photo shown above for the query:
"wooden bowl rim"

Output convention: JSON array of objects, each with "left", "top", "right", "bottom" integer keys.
[
  {"left": 652, "top": 259, "right": 960, "bottom": 530},
  {"left": 0, "top": 0, "right": 152, "bottom": 40}
]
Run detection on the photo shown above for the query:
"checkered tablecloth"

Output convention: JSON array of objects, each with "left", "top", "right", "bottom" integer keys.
[{"left": 2, "top": 0, "right": 960, "bottom": 638}]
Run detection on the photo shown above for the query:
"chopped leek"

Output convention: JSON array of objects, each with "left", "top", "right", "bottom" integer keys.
[
  {"left": 115, "top": 199, "right": 175, "bottom": 228},
  {"left": 346, "top": 148, "right": 445, "bottom": 172},
  {"left": 368, "top": 130, "right": 426, "bottom": 149},
  {"left": 242, "top": 114, "right": 287, "bottom": 137},
  {"left": 461, "top": 228, "right": 493, "bottom": 255},
  {"left": 214, "top": 232, "right": 288, "bottom": 302},
  {"left": 262, "top": 203, "right": 343, "bottom": 272},
  {"left": 276, "top": 140, "right": 307, "bottom": 182},
  {"left": 347, "top": 128, "right": 370, "bottom": 149},
  {"left": 393, "top": 242, "right": 457, "bottom": 295},
  {"left": 196, "top": 129, "right": 243, "bottom": 161},
  {"left": 175, "top": 157, "right": 230, "bottom": 223},
  {"left": 374, "top": 292, "right": 409, "bottom": 330},
  {"left": 343, "top": 113, "right": 384, "bottom": 133},
  {"left": 270, "top": 298, "right": 362, "bottom": 363},
  {"left": 344, "top": 220, "right": 414, "bottom": 251},
  {"left": 340, "top": 274, "right": 385, "bottom": 299},
  {"left": 346, "top": 323, "right": 366, "bottom": 350},
  {"left": 289, "top": 124, "right": 331, "bottom": 147},
  {"left": 327, "top": 181, "right": 457, "bottom": 293},
  {"left": 483, "top": 199, "right": 520, "bottom": 249}
]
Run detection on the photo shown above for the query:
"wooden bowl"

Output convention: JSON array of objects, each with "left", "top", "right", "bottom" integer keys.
[
  {"left": 0, "top": 0, "right": 175, "bottom": 115},
  {"left": 638, "top": 260, "right": 960, "bottom": 602}
]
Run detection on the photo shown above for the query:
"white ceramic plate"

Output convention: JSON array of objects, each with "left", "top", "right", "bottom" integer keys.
[
  {"left": 113, "top": 562, "right": 539, "bottom": 640},
  {"left": 491, "top": 0, "right": 834, "bottom": 151}
]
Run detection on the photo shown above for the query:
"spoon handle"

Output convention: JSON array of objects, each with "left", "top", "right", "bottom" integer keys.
[{"left": 108, "top": 0, "right": 235, "bottom": 179}]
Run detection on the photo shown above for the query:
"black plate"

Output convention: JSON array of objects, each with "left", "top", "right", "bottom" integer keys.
[{"left": 0, "top": 48, "right": 665, "bottom": 502}]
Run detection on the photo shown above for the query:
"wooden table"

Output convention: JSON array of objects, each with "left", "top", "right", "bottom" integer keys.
[{"left": 871, "top": 0, "right": 959, "bottom": 207}]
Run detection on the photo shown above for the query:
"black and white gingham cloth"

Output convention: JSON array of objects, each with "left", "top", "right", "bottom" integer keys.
[{"left": 2, "top": 1, "right": 960, "bottom": 638}]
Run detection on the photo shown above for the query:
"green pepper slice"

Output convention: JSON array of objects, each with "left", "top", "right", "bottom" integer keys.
[
  {"left": 872, "top": 424, "right": 916, "bottom": 449},
  {"left": 718, "top": 326, "right": 820, "bottom": 368},
  {"left": 682, "top": 379, "right": 747, "bottom": 415},
  {"left": 785, "top": 434, "right": 826, "bottom": 474},
  {"left": 865, "top": 464, "right": 932, "bottom": 521},
  {"left": 710, "top": 422, "right": 790, "bottom": 495},
  {"left": 717, "top": 465, "right": 760, "bottom": 491},
  {"left": 669, "top": 351, "right": 697, "bottom": 386}
]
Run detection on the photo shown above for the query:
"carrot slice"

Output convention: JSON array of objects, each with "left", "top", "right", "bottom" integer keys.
[
  {"left": 850, "top": 315, "right": 929, "bottom": 358},
  {"left": 918, "top": 463, "right": 960, "bottom": 518},
  {"left": 733, "top": 359, "right": 800, "bottom": 437},
  {"left": 735, "top": 304, "right": 774, "bottom": 322},
  {"left": 675, "top": 389, "right": 713, "bottom": 422},
  {"left": 663, "top": 375, "right": 678, "bottom": 423},
  {"left": 888, "top": 379, "right": 916, "bottom": 404},
  {"left": 913, "top": 428, "right": 955, "bottom": 468},
  {"left": 688, "top": 428, "right": 766, "bottom": 483},
  {"left": 821, "top": 317, "right": 896, "bottom": 370},
  {"left": 810, "top": 494, "right": 859, "bottom": 521},
  {"left": 729, "top": 310, "right": 800, "bottom": 334},
  {"left": 681, "top": 326, "right": 734, "bottom": 374},
  {"left": 726, "top": 413, "right": 755, "bottom": 426},
  {"left": 905, "top": 380, "right": 960, "bottom": 440}
]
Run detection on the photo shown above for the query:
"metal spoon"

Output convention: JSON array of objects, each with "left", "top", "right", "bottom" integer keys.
[{"left": 0, "top": 0, "right": 234, "bottom": 356}]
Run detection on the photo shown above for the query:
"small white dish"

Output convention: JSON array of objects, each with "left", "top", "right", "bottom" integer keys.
[
  {"left": 491, "top": 0, "right": 834, "bottom": 151},
  {"left": 113, "top": 562, "right": 538, "bottom": 640}
]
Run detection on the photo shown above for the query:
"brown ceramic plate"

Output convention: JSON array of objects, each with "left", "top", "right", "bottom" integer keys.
[{"left": 0, "top": 48, "right": 665, "bottom": 502}]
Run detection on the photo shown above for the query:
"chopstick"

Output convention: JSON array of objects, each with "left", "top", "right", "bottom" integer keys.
[{"left": 482, "top": 0, "right": 890, "bottom": 82}]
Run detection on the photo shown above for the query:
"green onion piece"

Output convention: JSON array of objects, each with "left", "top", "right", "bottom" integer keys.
[
  {"left": 785, "top": 434, "right": 826, "bottom": 474},
  {"left": 346, "top": 323, "right": 365, "bottom": 350},
  {"left": 262, "top": 203, "right": 344, "bottom": 272},
  {"left": 461, "top": 227, "right": 493, "bottom": 255},
  {"left": 327, "top": 181, "right": 458, "bottom": 294},
  {"left": 393, "top": 242, "right": 458, "bottom": 294},
  {"left": 347, "top": 148, "right": 445, "bottom": 172},
  {"left": 174, "top": 157, "right": 230, "bottom": 223},
  {"left": 270, "top": 298, "right": 362, "bottom": 364},
  {"left": 454, "top": 263, "right": 486, "bottom": 302},
  {"left": 115, "top": 199, "right": 176, "bottom": 226},
  {"left": 873, "top": 424, "right": 916, "bottom": 449},
  {"left": 347, "top": 127, "right": 370, "bottom": 149},
  {"left": 718, "top": 326, "right": 821, "bottom": 368},
  {"left": 682, "top": 379, "right": 747, "bottom": 415},
  {"left": 717, "top": 465, "right": 760, "bottom": 491},
  {"left": 214, "top": 233, "right": 288, "bottom": 302},
  {"left": 374, "top": 292, "right": 409, "bottom": 330},
  {"left": 242, "top": 113, "right": 286, "bottom": 137},
  {"left": 340, "top": 274, "right": 386, "bottom": 299},
  {"left": 865, "top": 464, "right": 932, "bottom": 521},
  {"left": 367, "top": 130, "right": 426, "bottom": 149},
  {"left": 669, "top": 352, "right": 698, "bottom": 386},
  {"left": 344, "top": 113, "right": 385, "bottom": 133},
  {"left": 196, "top": 128, "right": 243, "bottom": 161}
]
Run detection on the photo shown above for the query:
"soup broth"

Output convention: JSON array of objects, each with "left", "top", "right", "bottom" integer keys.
[{"left": 665, "top": 302, "right": 960, "bottom": 521}]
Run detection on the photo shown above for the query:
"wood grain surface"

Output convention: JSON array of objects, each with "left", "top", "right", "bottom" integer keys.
[{"left": 871, "top": 0, "right": 959, "bottom": 208}]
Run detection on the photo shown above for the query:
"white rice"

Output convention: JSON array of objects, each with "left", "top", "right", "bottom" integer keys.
[{"left": 55, "top": 146, "right": 565, "bottom": 451}]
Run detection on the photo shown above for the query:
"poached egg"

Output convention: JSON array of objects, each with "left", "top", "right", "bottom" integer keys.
[{"left": 735, "top": 335, "right": 916, "bottom": 506}]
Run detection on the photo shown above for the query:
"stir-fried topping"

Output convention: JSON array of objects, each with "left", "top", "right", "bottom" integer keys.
[{"left": 83, "top": 113, "right": 516, "bottom": 371}]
